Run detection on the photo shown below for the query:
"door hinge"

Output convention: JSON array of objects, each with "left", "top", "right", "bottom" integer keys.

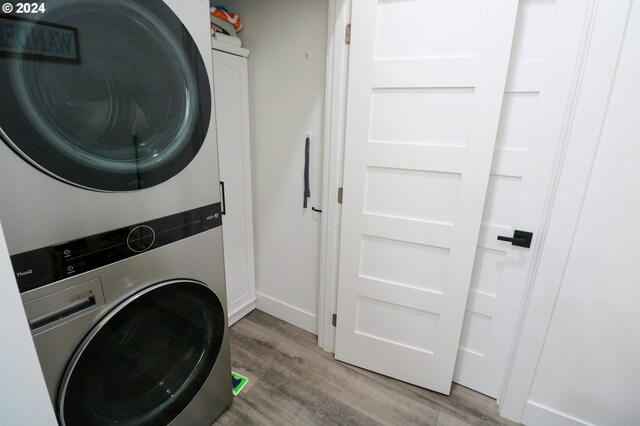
[
  {"left": 345, "top": 23, "right": 351, "bottom": 45},
  {"left": 332, "top": 313, "right": 337, "bottom": 327},
  {"left": 337, "top": 187, "right": 343, "bottom": 204}
]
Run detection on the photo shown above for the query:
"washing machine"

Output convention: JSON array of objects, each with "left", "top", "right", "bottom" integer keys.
[
  {"left": 21, "top": 218, "right": 232, "bottom": 425},
  {"left": 0, "top": 0, "right": 232, "bottom": 424}
]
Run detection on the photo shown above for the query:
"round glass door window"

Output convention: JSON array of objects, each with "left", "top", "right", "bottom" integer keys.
[
  {"left": 0, "top": 0, "right": 211, "bottom": 191},
  {"left": 59, "top": 281, "right": 225, "bottom": 426}
]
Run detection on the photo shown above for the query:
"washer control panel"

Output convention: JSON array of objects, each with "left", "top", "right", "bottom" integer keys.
[
  {"left": 127, "top": 225, "right": 156, "bottom": 253},
  {"left": 11, "top": 203, "right": 222, "bottom": 293}
]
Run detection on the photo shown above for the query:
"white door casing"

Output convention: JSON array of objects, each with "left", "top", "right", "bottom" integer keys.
[
  {"left": 453, "top": 0, "right": 592, "bottom": 398},
  {"left": 334, "top": 0, "right": 518, "bottom": 394}
]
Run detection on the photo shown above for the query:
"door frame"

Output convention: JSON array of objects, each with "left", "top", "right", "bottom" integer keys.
[
  {"left": 317, "top": 0, "right": 351, "bottom": 353},
  {"left": 318, "top": 0, "right": 621, "bottom": 421}
]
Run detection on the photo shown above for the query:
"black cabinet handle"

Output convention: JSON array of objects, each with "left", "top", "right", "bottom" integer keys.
[
  {"left": 497, "top": 230, "right": 533, "bottom": 248},
  {"left": 312, "top": 207, "right": 323, "bottom": 213},
  {"left": 220, "top": 181, "right": 226, "bottom": 215}
]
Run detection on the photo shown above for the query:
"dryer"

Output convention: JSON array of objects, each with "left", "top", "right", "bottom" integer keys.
[
  {"left": 0, "top": 0, "right": 232, "bottom": 424},
  {"left": 0, "top": 0, "right": 222, "bottom": 254}
]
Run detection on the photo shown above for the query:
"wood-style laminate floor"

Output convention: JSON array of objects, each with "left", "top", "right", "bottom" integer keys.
[{"left": 215, "top": 310, "right": 520, "bottom": 426}]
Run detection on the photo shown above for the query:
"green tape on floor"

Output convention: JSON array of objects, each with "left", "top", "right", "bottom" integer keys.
[{"left": 231, "top": 371, "right": 249, "bottom": 396}]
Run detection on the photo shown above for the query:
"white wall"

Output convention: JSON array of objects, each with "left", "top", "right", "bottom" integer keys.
[
  {"left": 521, "top": 2, "right": 640, "bottom": 425},
  {"left": 0, "top": 221, "right": 56, "bottom": 425},
  {"left": 218, "top": 0, "right": 328, "bottom": 333}
]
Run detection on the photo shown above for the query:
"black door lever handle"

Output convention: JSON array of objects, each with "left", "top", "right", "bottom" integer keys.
[{"left": 497, "top": 230, "right": 533, "bottom": 248}]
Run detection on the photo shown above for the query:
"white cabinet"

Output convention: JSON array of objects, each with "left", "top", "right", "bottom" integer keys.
[{"left": 212, "top": 44, "right": 256, "bottom": 326}]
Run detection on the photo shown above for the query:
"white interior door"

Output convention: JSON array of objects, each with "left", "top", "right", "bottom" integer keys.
[
  {"left": 334, "top": 0, "right": 518, "bottom": 394},
  {"left": 453, "top": 0, "right": 592, "bottom": 397}
]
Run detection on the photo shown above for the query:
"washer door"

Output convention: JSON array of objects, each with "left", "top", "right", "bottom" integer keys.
[
  {"left": 59, "top": 281, "right": 226, "bottom": 426},
  {"left": 0, "top": 0, "right": 211, "bottom": 191}
]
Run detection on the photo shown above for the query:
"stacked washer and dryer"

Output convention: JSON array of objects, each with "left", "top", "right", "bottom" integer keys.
[{"left": 0, "top": 0, "right": 232, "bottom": 424}]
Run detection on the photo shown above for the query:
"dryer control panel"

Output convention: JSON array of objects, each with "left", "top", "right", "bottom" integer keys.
[{"left": 11, "top": 203, "right": 223, "bottom": 293}]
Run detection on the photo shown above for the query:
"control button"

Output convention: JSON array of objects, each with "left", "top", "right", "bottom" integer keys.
[
  {"left": 63, "top": 249, "right": 71, "bottom": 256},
  {"left": 127, "top": 225, "right": 156, "bottom": 253},
  {"left": 66, "top": 265, "right": 75, "bottom": 275}
]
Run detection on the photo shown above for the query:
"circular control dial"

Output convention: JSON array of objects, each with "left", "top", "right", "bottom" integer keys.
[{"left": 127, "top": 225, "right": 156, "bottom": 253}]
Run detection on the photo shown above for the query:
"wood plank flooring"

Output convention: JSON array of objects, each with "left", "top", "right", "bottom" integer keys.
[{"left": 215, "top": 310, "right": 520, "bottom": 426}]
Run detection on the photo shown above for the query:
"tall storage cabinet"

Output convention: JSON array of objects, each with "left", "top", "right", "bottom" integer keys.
[{"left": 212, "top": 43, "right": 256, "bottom": 326}]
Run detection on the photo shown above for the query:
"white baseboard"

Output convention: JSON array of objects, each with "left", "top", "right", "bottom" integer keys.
[
  {"left": 522, "top": 401, "right": 598, "bottom": 426},
  {"left": 256, "top": 292, "right": 317, "bottom": 334},
  {"left": 228, "top": 297, "right": 256, "bottom": 326}
]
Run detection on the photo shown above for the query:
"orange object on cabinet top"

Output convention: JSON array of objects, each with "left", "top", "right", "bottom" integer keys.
[{"left": 210, "top": 6, "right": 243, "bottom": 32}]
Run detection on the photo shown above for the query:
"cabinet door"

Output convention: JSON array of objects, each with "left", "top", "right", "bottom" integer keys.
[{"left": 212, "top": 50, "right": 256, "bottom": 325}]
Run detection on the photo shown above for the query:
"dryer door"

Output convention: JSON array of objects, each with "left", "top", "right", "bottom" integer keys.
[
  {"left": 58, "top": 281, "right": 226, "bottom": 426},
  {"left": 0, "top": 0, "right": 211, "bottom": 191}
]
